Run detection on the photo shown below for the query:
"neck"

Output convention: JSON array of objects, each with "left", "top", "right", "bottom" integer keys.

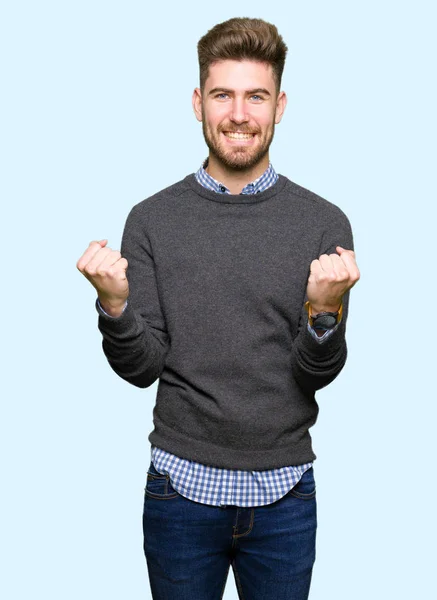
[{"left": 206, "top": 154, "right": 270, "bottom": 195}]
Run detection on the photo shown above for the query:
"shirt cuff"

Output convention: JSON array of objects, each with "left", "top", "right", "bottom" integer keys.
[
  {"left": 96, "top": 298, "right": 128, "bottom": 318},
  {"left": 306, "top": 320, "right": 341, "bottom": 343}
]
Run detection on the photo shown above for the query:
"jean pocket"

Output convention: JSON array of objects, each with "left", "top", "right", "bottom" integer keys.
[
  {"left": 144, "top": 461, "right": 179, "bottom": 500},
  {"left": 289, "top": 466, "right": 316, "bottom": 500}
]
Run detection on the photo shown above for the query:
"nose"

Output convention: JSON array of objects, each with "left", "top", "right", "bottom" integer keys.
[{"left": 230, "top": 97, "right": 249, "bottom": 124}]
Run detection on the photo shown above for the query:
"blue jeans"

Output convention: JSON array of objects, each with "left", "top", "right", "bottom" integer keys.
[{"left": 142, "top": 460, "right": 317, "bottom": 599}]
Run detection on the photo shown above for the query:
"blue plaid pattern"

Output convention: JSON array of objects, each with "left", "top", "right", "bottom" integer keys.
[
  {"left": 150, "top": 445, "right": 313, "bottom": 507},
  {"left": 195, "top": 157, "right": 278, "bottom": 194}
]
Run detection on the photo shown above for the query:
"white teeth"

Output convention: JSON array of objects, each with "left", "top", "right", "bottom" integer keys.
[{"left": 224, "top": 132, "right": 254, "bottom": 139}]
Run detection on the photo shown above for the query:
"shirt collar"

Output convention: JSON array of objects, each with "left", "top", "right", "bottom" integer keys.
[{"left": 195, "top": 157, "right": 278, "bottom": 195}]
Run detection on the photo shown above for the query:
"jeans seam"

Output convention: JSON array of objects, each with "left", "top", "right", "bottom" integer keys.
[
  {"left": 232, "top": 508, "right": 255, "bottom": 538},
  {"left": 145, "top": 490, "right": 179, "bottom": 500},
  {"left": 146, "top": 471, "right": 176, "bottom": 499},
  {"left": 290, "top": 489, "right": 316, "bottom": 500},
  {"left": 232, "top": 560, "right": 246, "bottom": 600}
]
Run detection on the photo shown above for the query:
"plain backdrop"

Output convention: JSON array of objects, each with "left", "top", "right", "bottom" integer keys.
[{"left": 1, "top": 1, "right": 435, "bottom": 598}]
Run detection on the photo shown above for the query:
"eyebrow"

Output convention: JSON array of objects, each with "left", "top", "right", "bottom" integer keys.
[{"left": 207, "top": 87, "right": 271, "bottom": 97}]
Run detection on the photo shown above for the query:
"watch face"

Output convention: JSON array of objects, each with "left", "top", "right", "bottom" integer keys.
[{"left": 313, "top": 314, "right": 337, "bottom": 330}]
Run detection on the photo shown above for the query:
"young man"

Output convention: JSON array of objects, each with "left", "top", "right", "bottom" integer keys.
[{"left": 77, "top": 17, "right": 360, "bottom": 600}]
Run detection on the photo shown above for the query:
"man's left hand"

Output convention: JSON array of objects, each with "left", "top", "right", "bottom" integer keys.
[{"left": 306, "top": 246, "right": 360, "bottom": 314}]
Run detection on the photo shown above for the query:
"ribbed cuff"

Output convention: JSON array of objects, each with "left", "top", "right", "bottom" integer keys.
[
  {"left": 95, "top": 297, "right": 138, "bottom": 335},
  {"left": 300, "top": 316, "right": 346, "bottom": 357}
]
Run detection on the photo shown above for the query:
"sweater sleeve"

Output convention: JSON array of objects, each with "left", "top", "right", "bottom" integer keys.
[
  {"left": 290, "top": 208, "right": 355, "bottom": 394},
  {"left": 95, "top": 204, "right": 170, "bottom": 388}
]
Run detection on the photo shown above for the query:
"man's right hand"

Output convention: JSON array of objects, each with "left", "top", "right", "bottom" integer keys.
[{"left": 76, "top": 239, "right": 129, "bottom": 317}]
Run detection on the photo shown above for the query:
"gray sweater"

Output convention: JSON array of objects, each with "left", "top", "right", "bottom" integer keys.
[{"left": 96, "top": 173, "right": 354, "bottom": 470}]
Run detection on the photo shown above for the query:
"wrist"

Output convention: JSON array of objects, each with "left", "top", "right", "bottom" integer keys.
[
  {"left": 98, "top": 296, "right": 127, "bottom": 317},
  {"left": 308, "top": 303, "right": 342, "bottom": 316}
]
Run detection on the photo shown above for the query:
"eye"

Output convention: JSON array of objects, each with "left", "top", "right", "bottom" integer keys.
[
  {"left": 251, "top": 95, "right": 263, "bottom": 101},
  {"left": 216, "top": 93, "right": 229, "bottom": 99}
]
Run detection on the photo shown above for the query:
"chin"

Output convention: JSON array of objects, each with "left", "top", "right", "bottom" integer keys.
[
  {"left": 219, "top": 148, "right": 259, "bottom": 167},
  {"left": 225, "top": 149, "right": 269, "bottom": 171}
]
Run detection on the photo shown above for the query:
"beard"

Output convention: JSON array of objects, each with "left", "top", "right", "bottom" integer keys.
[{"left": 201, "top": 117, "right": 276, "bottom": 172}]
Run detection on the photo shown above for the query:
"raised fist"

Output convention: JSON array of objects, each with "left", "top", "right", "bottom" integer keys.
[
  {"left": 306, "top": 246, "right": 360, "bottom": 314},
  {"left": 76, "top": 239, "right": 129, "bottom": 315}
]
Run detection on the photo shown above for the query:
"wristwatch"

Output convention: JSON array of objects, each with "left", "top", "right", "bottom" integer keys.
[{"left": 305, "top": 301, "right": 343, "bottom": 331}]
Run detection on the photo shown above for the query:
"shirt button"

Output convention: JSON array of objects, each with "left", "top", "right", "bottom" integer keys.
[{"left": 220, "top": 185, "right": 226, "bottom": 192}]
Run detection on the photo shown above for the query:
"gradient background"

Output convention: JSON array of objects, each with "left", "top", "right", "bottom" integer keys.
[{"left": 1, "top": 1, "right": 435, "bottom": 598}]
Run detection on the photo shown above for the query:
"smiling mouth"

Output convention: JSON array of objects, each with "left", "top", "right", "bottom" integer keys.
[{"left": 222, "top": 131, "right": 256, "bottom": 140}]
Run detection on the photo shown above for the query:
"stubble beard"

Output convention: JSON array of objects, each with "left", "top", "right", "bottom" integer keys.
[{"left": 201, "top": 118, "right": 276, "bottom": 172}]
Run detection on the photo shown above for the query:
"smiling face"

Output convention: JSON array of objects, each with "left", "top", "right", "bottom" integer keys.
[{"left": 193, "top": 60, "right": 287, "bottom": 174}]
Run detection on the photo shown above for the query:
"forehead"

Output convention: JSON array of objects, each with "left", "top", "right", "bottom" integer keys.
[{"left": 205, "top": 60, "right": 275, "bottom": 92}]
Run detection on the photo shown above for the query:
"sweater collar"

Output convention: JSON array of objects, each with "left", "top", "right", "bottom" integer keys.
[{"left": 185, "top": 172, "right": 288, "bottom": 204}]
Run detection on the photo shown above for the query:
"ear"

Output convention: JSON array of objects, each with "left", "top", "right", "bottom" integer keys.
[
  {"left": 192, "top": 87, "right": 203, "bottom": 122},
  {"left": 274, "top": 91, "right": 287, "bottom": 124}
]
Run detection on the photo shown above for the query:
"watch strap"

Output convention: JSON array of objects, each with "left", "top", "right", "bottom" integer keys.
[{"left": 305, "top": 300, "right": 343, "bottom": 328}]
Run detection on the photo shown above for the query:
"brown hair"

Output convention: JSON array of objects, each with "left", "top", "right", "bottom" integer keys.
[{"left": 197, "top": 17, "right": 288, "bottom": 95}]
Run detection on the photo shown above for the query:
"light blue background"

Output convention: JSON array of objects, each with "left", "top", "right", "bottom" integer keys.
[{"left": 1, "top": 1, "right": 435, "bottom": 598}]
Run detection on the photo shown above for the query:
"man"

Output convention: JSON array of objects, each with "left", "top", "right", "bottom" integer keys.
[{"left": 77, "top": 17, "right": 360, "bottom": 600}]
